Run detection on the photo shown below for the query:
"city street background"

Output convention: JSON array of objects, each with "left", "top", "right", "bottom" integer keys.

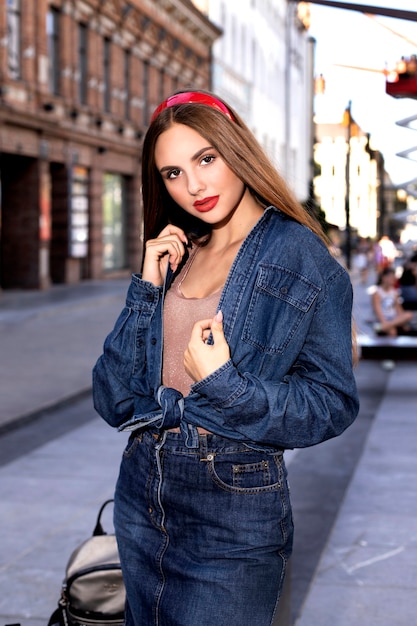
[{"left": 310, "top": 0, "right": 417, "bottom": 186}]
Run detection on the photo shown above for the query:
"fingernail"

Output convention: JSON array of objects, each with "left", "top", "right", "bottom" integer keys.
[{"left": 215, "top": 310, "right": 223, "bottom": 323}]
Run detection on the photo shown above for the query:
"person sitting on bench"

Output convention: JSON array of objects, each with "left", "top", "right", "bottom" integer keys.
[
  {"left": 372, "top": 267, "right": 414, "bottom": 336},
  {"left": 399, "top": 252, "right": 417, "bottom": 310}
]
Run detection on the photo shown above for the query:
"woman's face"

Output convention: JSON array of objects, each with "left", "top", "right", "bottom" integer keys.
[
  {"left": 382, "top": 271, "right": 396, "bottom": 287},
  {"left": 154, "top": 123, "right": 246, "bottom": 225}
]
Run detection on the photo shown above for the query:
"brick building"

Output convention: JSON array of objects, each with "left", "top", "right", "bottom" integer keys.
[{"left": 0, "top": 0, "right": 220, "bottom": 290}]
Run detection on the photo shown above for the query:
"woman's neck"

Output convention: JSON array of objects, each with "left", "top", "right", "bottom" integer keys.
[{"left": 208, "top": 189, "right": 264, "bottom": 252}]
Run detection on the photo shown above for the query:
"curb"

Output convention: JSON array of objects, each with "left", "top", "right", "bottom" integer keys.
[{"left": 0, "top": 387, "right": 93, "bottom": 437}]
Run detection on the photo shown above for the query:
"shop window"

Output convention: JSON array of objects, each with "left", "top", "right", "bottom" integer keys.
[
  {"left": 102, "top": 174, "right": 127, "bottom": 271},
  {"left": 69, "top": 166, "right": 89, "bottom": 258}
]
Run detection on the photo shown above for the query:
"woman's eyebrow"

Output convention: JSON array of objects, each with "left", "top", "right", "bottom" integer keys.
[
  {"left": 158, "top": 146, "right": 214, "bottom": 174},
  {"left": 191, "top": 146, "right": 214, "bottom": 161}
]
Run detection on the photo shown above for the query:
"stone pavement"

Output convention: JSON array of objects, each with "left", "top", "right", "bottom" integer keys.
[
  {"left": 0, "top": 270, "right": 416, "bottom": 625},
  {"left": 294, "top": 360, "right": 417, "bottom": 625},
  {"left": 295, "top": 268, "right": 417, "bottom": 625},
  {"left": 0, "top": 279, "right": 127, "bottom": 432}
]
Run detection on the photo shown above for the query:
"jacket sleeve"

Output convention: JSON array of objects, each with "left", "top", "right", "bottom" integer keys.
[
  {"left": 190, "top": 271, "right": 359, "bottom": 449},
  {"left": 92, "top": 276, "right": 161, "bottom": 428}
]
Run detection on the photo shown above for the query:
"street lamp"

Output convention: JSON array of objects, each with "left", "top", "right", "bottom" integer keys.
[{"left": 343, "top": 100, "right": 352, "bottom": 270}]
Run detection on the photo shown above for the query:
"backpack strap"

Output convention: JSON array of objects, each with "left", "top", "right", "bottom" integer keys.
[
  {"left": 47, "top": 598, "right": 69, "bottom": 626},
  {"left": 93, "top": 498, "right": 114, "bottom": 536}
]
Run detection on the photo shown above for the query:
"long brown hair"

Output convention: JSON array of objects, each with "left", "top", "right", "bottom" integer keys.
[
  {"left": 141, "top": 90, "right": 358, "bottom": 364},
  {"left": 141, "top": 89, "right": 326, "bottom": 244}
]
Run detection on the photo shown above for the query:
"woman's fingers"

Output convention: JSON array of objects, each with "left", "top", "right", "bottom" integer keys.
[
  {"left": 142, "top": 227, "right": 188, "bottom": 284},
  {"left": 184, "top": 312, "right": 230, "bottom": 382}
]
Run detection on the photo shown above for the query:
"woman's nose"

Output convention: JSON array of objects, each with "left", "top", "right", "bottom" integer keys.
[{"left": 187, "top": 172, "right": 204, "bottom": 195}]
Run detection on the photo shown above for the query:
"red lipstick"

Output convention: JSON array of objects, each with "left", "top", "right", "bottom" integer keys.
[{"left": 193, "top": 195, "right": 219, "bottom": 213}]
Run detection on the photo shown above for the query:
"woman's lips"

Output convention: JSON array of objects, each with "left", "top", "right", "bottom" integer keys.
[{"left": 193, "top": 195, "right": 219, "bottom": 212}]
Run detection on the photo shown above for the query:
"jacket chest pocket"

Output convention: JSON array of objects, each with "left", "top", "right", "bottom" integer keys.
[{"left": 242, "top": 265, "right": 320, "bottom": 354}]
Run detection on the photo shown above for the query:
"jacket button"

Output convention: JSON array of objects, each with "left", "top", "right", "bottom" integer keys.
[
  {"left": 280, "top": 286, "right": 288, "bottom": 294},
  {"left": 151, "top": 337, "right": 157, "bottom": 345}
]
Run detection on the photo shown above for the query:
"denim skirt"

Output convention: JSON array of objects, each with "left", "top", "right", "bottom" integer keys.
[{"left": 114, "top": 429, "right": 294, "bottom": 626}]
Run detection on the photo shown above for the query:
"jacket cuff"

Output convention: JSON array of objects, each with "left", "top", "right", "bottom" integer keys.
[
  {"left": 191, "top": 360, "right": 248, "bottom": 408},
  {"left": 126, "top": 274, "right": 162, "bottom": 311}
]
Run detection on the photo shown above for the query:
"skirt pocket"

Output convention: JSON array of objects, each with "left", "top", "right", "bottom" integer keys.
[{"left": 207, "top": 450, "right": 283, "bottom": 494}]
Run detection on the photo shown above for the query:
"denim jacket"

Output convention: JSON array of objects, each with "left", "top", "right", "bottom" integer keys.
[{"left": 93, "top": 207, "right": 359, "bottom": 450}]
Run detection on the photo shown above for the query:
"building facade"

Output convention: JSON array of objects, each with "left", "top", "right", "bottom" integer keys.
[
  {"left": 0, "top": 0, "right": 220, "bottom": 290},
  {"left": 313, "top": 120, "right": 381, "bottom": 240},
  {"left": 191, "top": 0, "right": 314, "bottom": 202}
]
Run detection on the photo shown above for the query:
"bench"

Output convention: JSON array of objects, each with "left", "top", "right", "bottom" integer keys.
[{"left": 358, "top": 334, "right": 417, "bottom": 361}]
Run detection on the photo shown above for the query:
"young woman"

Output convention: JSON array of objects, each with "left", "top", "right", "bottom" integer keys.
[
  {"left": 372, "top": 266, "right": 413, "bottom": 336},
  {"left": 93, "top": 90, "right": 359, "bottom": 626}
]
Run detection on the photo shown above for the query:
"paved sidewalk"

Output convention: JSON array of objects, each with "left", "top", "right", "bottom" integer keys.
[
  {"left": 296, "top": 266, "right": 417, "bottom": 626},
  {"left": 0, "top": 398, "right": 126, "bottom": 626},
  {"left": 295, "top": 360, "right": 417, "bottom": 625},
  {"left": 0, "top": 279, "right": 128, "bottom": 432},
  {"left": 294, "top": 268, "right": 417, "bottom": 624},
  {"left": 0, "top": 271, "right": 416, "bottom": 625}
]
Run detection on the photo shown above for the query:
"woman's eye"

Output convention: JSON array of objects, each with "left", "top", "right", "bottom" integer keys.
[
  {"left": 201, "top": 155, "right": 215, "bottom": 166},
  {"left": 167, "top": 168, "right": 181, "bottom": 179}
]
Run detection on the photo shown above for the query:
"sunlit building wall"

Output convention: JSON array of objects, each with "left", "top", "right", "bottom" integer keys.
[
  {"left": 191, "top": 0, "right": 313, "bottom": 202},
  {"left": 314, "top": 123, "right": 379, "bottom": 239}
]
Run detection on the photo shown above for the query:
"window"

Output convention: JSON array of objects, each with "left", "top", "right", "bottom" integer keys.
[
  {"left": 102, "top": 174, "right": 127, "bottom": 270},
  {"left": 251, "top": 38, "right": 256, "bottom": 83},
  {"left": 46, "top": 7, "right": 60, "bottom": 95},
  {"left": 231, "top": 15, "right": 236, "bottom": 63},
  {"left": 143, "top": 60, "right": 149, "bottom": 126},
  {"left": 103, "top": 37, "right": 111, "bottom": 113},
  {"left": 159, "top": 68, "right": 165, "bottom": 104},
  {"left": 220, "top": 3, "right": 226, "bottom": 56},
  {"left": 78, "top": 23, "right": 88, "bottom": 105},
  {"left": 171, "top": 73, "right": 178, "bottom": 93},
  {"left": 241, "top": 25, "right": 246, "bottom": 74},
  {"left": 124, "top": 49, "right": 130, "bottom": 120},
  {"left": 7, "top": 0, "right": 21, "bottom": 79}
]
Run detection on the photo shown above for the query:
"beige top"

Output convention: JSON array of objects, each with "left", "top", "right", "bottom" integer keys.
[{"left": 162, "top": 246, "right": 221, "bottom": 396}]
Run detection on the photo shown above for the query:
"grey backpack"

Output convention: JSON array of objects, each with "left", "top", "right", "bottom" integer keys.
[{"left": 48, "top": 499, "right": 125, "bottom": 626}]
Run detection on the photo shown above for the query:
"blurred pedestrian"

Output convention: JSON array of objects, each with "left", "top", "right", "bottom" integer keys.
[
  {"left": 372, "top": 267, "right": 413, "bottom": 336},
  {"left": 92, "top": 90, "right": 359, "bottom": 626},
  {"left": 354, "top": 236, "right": 372, "bottom": 284},
  {"left": 399, "top": 252, "right": 417, "bottom": 310}
]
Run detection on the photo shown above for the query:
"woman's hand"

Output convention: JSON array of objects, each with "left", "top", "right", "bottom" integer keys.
[
  {"left": 142, "top": 225, "right": 188, "bottom": 286},
  {"left": 184, "top": 311, "right": 231, "bottom": 382}
]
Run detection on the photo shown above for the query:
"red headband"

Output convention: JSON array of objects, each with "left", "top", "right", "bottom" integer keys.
[{"left": 150, "top": 91, "right": 235, "bottom": 123}]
